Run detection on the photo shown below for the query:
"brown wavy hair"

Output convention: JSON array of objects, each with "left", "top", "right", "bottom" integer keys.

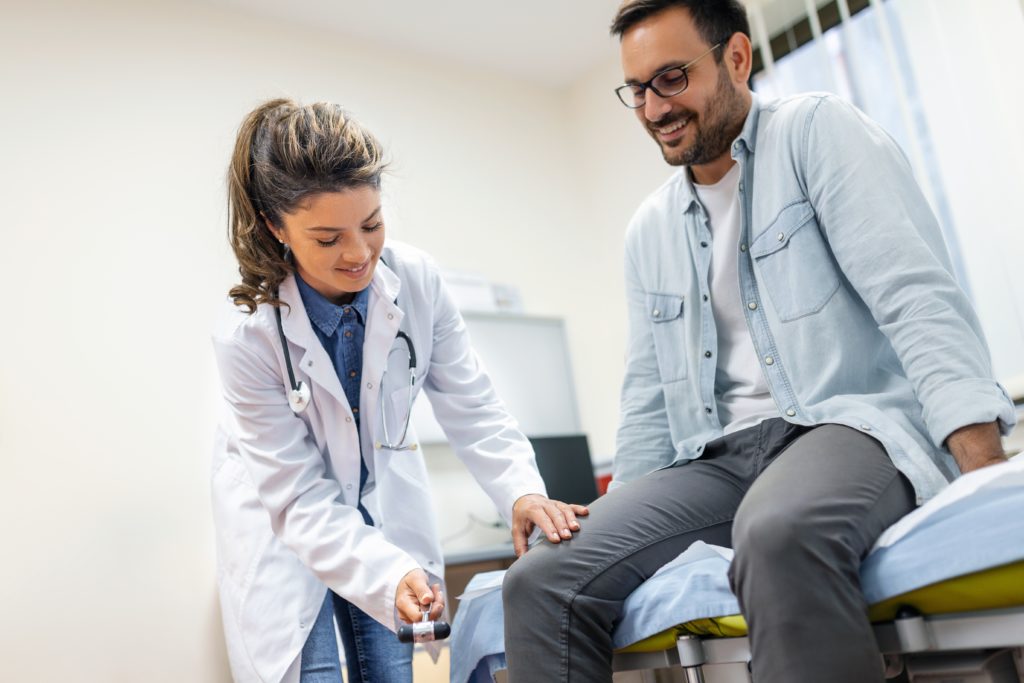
[{"left": 226, "top": 98, "right": 387, "bottom": 313}]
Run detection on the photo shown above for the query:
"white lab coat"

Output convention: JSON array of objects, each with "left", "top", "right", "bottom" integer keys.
[{"left": 210, "top": 241, "right": 546, "bottom": 683}]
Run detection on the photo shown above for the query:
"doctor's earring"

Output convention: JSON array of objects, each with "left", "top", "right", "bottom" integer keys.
[{"left": 280, "top": 241, "right": 291, "bottom": 260}]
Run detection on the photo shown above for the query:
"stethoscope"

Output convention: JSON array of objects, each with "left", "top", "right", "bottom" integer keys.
[{"left": 273, "top": 295, "right": 419, "bottom": 452}]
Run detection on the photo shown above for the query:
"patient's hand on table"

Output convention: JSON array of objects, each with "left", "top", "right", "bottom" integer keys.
[{"left": 511, "top": 493, "right": 589, "bottom": 557}]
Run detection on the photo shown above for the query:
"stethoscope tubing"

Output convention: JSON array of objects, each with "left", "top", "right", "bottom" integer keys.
[{"left": 274, "top": 295, "right": 418, "bottom": 449}]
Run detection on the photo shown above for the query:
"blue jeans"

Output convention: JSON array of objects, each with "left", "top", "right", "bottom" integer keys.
[{"left": 300, "top": 590, "right": 413, "bottom": 683}]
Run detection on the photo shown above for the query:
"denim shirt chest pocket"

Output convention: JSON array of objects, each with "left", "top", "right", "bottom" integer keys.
[
  {"left": 647, "top": 292, "right": 688, "bottom": 382},
  {"left": 750, "top": 200, "right": 841, "bottom": 322}
]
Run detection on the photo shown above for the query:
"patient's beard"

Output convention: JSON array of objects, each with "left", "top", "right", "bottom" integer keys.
[{"left": 662, "top": 65, "right": 747, "bottom": 168}]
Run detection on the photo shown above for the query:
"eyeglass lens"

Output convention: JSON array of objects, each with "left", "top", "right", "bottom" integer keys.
[{"left": 618, "top": 67, "right": 688, "bottom": 108}]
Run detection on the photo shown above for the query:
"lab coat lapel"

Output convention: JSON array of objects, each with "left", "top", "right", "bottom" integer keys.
[
  {"left": 361, "top": 259, "right": 404, "bottom": 423},
  {"left": 276, "top": 274, "right": 348, "bottom": 408}
]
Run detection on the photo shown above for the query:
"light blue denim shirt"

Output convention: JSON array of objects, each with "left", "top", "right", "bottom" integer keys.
[{"left": 614, "top": 92, "right": 1016, "bottom": 502}]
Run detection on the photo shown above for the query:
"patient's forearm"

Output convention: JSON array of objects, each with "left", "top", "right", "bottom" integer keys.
[{"left": 945, "top": 421, "right": 1006, "bottom": 474}]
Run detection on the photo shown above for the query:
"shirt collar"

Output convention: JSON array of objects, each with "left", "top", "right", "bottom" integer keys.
[
  {"left": 294, "top": 272, "right": 370, "bottom": 337},
  {"left": 734, "top": 91, "right": 761, "bottom": 154}
]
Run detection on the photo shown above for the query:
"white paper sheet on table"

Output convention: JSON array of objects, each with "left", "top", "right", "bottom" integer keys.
[{"left": 456, "top": 570, "right": 506, "bottom": 602}]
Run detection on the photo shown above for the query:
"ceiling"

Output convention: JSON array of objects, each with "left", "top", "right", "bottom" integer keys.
[{"left": 206, "top": 0, "right": 825, "bottom": 87}]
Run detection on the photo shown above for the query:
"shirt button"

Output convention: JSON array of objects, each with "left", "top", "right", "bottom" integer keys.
[
  {"left": 353, "top": 407, "right": 359, "bottom": 414},
  {"left": 652, "top": 309, "right": 661, "bottom": 318},
  {"left": 764, "top": 356, "right": 774, "bottom": 365},
  {"left": 703, "top": 294, "right": 709, "bottom": 302},
  {"left": 343, "top": 308, "right": 351, "bottom": 315},
  {"left": 860, "top": 424, "right": 872, "bottom": 431},
  {"left": 349, "top": 370, "right": 357, "bottom": 378},
  {"left": 747, "top": 302, "right": 758, "bottom": 311},
  {"left": 344, "top": 330, "right": 353, "bottom": 338},
  {"left": 345, "top": 483, "right": 353, "bottom": 490},
  {"left": 740, "top": 243, "right": 747, "bottom": 252},
  {"left": 345, "top": 416, "right": 352, "bottom": 423},
  {"left": 739, "top": 182, "right": 744, "bottom": 193},
  {"left": 777, "top": 232, "right": 785, "bottom": 241},
  {"left": 785, "top": 408, "right": 796, "bottom": 417},
  {"left": 387, "top": 313, "right": 394, "bottom": 320},
  {"left": 705, "top": 406, "right": 712, "bottom": 414},
  {"left": 700, "top": 241, "right": 708, "bottom": 248},
  {"left": 704, "top": 350, "right": 712, "bottom": 358},
  {"left": 366, "top": 382, "right": 373, "bottom": 389}
]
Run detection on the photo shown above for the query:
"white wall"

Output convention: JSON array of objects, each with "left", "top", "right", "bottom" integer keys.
[
  {"left": 893, "top": 0, "right": 1024, "bottom": 387},
  {"left": 563, "top": 56, "right": 678, "bottom": 463},
  {"left": 0, "top": 1, "right": 614, "bottom": 680}
]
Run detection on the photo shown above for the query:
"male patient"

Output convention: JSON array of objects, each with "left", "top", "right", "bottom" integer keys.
[{"left": 503, "top": 1, "right": 1015, "bottom": 681}]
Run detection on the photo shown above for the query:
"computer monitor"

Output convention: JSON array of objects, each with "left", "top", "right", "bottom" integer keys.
[{"left": 528, "top": 434, "right": 600, "bottom": 505}]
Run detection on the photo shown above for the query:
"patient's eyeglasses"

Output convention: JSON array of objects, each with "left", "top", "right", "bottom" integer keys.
[{"left": 614, "top": 43, "right": 723, "bottom": 109}]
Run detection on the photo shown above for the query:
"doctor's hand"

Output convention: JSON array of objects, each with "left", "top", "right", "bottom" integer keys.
[
  {"left": 511, "top": 493, "right": 589, "bottom": 557},
  {"left": 395, "top": 569, "right": 444, "bottom": 624}
]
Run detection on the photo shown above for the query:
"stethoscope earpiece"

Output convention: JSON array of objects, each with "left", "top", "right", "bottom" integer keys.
[{"left": 288, "top": 381, "right": 311, "bottom": 413}]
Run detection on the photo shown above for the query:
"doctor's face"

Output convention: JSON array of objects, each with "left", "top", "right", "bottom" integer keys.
[{"left": 269, "top": 187, "right": 385, "bottom": 305}]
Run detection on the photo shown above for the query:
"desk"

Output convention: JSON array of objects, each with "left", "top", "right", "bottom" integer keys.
[{"left": 445, "top": 543, "right": 516, "bottom": 618}]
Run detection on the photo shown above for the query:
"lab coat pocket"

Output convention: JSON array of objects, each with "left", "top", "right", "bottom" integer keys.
[
  {"left": 211, "top": 456, "right": 272, "bottom": 605},
  {"left": 377, "top": 381, "right": 420, "bottom": 451},
  {"left": 647, "top": 292, "right": 688, "bottom": 382},
  {"left": 750, "top": 200, "right": 841, "bottom": 322}
]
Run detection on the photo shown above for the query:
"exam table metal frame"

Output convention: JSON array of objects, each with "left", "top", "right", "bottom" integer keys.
[{"left": 602, "top": 606, "right": 1024, "bottom": 683}]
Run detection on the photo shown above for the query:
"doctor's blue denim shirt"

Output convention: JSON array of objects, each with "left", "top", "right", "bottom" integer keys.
[
  {"left": 613, "top": 92, "right": 1016, "bottom": 502},
  {"left": 294, "top": 274, "right": 375, "bottom": 525}
]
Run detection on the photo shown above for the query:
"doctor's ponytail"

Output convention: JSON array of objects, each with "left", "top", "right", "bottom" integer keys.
[{"left": 226, "top": 98, "right": 387, "bottom": 313}]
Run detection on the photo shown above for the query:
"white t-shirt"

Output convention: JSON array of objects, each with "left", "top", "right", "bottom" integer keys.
[{"left": 693, "top": 164, "right": 779, "bottom": 434}]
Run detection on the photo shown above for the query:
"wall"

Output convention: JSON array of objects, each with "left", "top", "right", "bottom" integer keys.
[
  {"left": 0, "top": 0, "right": 605, "bottom": 680},
  {"left": 563, "top": 55, "right": 679, "bottom": 463},
  {"left": 892, "top": 0, "right": 1024, "bottom": 387}
]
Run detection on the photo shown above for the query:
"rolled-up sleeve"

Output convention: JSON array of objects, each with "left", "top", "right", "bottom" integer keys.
[{"left": 802, "top": 96, "right": 1016, "bottom": 446}]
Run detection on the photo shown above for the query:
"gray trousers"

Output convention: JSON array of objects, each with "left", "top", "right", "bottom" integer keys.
[{"left": 503, "top": 420, "right": 917, "bottom": 683}]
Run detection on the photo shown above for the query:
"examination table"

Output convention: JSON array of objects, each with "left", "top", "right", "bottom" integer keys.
[{"left": 449, "top": 456, "right": 1024, "bottom": 683}]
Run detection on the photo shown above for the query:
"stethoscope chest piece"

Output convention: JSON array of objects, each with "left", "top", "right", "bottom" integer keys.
[
  {"left": 275, "top": 305, "right": 313, "bottom": 415},
  {"left": 288, "top": 381, "right": 311, "bottom": 413}
]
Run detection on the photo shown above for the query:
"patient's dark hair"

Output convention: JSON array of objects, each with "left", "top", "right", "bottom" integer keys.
[{"left": 610, "top": 0, "right": 750, "bottom": 61}]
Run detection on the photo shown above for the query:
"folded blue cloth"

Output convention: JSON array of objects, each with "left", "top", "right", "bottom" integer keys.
[{"left": 449, "top": 577, "right": 507, "bottom": 683}]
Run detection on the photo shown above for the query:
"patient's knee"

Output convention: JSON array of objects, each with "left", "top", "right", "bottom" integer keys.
[
  {"left": 733, "top": 505, "right": 823, "bottom": 567},
  {"left": 502, "top": 545, "right": 563, "bottom": 611}
]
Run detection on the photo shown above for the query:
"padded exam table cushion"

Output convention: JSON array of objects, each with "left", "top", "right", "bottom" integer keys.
[{"left": 619, "top": 560, "right": 1024, "bottom": 653}]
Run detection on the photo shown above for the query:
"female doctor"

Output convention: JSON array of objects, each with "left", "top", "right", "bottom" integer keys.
[{"left": 211, "top": 98, "right": 588, "bottom": 683}]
